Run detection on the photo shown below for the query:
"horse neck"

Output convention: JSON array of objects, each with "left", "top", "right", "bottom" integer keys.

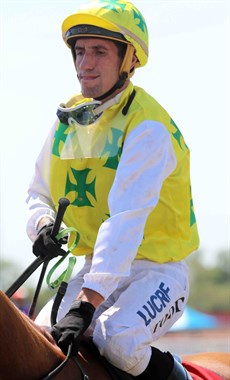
[{"left": 0, "top": 291, "right": 79, "bottom": 379}]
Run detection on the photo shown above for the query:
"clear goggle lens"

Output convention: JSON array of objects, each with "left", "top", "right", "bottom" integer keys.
[{"left": 57, "top": 100, "right": 102, "bottom": 127}]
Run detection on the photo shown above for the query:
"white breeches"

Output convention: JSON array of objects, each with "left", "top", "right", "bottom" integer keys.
[{"left": 35, "top": 258, "right": 189, "bottom": 376}]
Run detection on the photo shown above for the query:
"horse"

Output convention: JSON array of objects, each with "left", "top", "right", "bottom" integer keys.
[{"left": 0, "top": 290, "right": 229, "bottom": 380}]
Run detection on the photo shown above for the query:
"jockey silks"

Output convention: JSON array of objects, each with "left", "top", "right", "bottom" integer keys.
[{"left": 49, "top": 82, "right": 199, "bottom": 265}]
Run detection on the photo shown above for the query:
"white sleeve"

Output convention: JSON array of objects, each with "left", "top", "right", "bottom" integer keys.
[
  {"left": 83, "top": 121, "right": 177, "bottom": 299},
  {"left": 26, "top": 121, "right": 58, "bottom": 241}
]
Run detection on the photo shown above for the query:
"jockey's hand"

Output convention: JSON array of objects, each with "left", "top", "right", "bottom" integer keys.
[
  {"left": 32, "top": 223, "right": 67, "bottom": 259},
  {"left": 51, "top": 300, "right": 95, "bottom": 355}
]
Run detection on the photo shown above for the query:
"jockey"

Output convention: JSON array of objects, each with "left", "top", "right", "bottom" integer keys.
[{"left": 26, "top": 1, "right": 199, "bottom": 379}]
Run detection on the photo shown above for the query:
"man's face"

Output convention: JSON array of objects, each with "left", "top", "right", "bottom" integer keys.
[{"left": 74, "top": 38, "right": 122, "bottom": 99}]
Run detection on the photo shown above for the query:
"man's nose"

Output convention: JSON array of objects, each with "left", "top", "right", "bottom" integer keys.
[{"left": 79, "top": 52, "right": 95, "bottom": 70}]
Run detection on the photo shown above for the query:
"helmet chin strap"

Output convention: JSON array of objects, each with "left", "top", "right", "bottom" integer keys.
[
  {"left": 94, "top": 44, "right": 135, "bottom": 101},
  {"left": 94, "top": 72, "right": 128, "bottom": 101}
]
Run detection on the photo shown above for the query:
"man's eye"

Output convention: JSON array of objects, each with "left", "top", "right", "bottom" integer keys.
[{"left": 97, "top": 50, "right": 106, "bottom": 55}]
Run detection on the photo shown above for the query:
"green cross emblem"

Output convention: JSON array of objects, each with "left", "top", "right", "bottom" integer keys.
[{"left": 65, "top": 167, "right": 96, "bottom": 207}]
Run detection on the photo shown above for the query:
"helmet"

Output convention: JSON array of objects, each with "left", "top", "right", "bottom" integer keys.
[{"left": 62, "top": 0, "right": 149, "bottom": 77}]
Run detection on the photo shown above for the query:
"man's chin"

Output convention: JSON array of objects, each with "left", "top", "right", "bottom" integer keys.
[{"left": 81, "top": 87, "right": 102, "bottom": 99}]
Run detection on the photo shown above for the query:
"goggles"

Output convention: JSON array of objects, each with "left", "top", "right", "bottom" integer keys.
[
  {"left": 57, "top": 94, "right": 123, "bottom": 159},
  {"left": 57, "top": 100, "right": 103, "bottom": 127}
]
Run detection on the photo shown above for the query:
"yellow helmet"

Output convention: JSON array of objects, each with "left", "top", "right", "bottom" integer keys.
[{"left": 62, "top": 0, "right": 149, "bottom": 71}]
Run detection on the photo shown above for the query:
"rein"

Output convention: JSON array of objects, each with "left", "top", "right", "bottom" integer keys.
[
  {"left": 46, "top": 227, "right": 79, "bottom": 326},
  {"left": 42, "top": 343, "right": 89, "bottom": 380},
  {"left": 6, "top": 198, "right": 90, "bottom": 379},
  {"left": 41, "top": 227, "right": 89, "bottom": 379}
]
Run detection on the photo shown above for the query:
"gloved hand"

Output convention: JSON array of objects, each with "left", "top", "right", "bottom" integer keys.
[
  {"left": 32, "top": 222, "right": 67, "bottom": 259},
  {"left": 51, "top": 300, "right": 95, "bottom": 355}
]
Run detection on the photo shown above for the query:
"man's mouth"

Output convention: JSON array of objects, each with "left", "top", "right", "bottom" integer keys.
[{"left": 79, "top": 74, "right": 99, "bottom": 83}]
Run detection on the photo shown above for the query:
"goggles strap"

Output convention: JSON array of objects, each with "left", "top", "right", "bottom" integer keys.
[{"left": 93, "top": 92, "right": 122, "bottom": 115}]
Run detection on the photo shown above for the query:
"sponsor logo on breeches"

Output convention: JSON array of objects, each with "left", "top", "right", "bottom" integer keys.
[{"left": 137, "top": 282, "right": 185, "bottom": 331}]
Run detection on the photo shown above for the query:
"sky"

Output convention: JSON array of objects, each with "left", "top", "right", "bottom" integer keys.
[{"left": 0, "top": 0, "right": 229, "bottom": 286}]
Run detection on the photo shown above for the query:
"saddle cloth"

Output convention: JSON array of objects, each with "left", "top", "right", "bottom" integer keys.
[{"left": 183, "top": 360, "right": 223, "bottom": 380}]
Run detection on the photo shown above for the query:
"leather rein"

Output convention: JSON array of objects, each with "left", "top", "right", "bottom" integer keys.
[{"left": 42, "top": 342, "right": 89, "bottom": 380}]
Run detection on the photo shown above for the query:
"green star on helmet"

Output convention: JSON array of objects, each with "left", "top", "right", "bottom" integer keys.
[
  {"left": 133, "top": 8, "right": 147, "bottom": 33},
  {"left": 98, "top": 0, "right": 127, "bottom": 12}
]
